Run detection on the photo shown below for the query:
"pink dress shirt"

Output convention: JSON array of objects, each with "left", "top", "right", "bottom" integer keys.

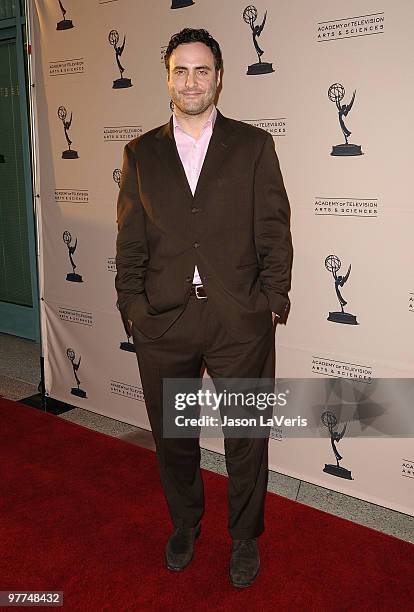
[{"left": 173, "top": 106, "right": 217, "bottom": 284}]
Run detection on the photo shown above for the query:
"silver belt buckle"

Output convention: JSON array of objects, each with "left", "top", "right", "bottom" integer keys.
[{"left": 195, "top": 284, "right": 207, "bottom": 299}]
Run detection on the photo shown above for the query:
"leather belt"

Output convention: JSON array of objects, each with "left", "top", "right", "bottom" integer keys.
[{"left": 190, "top": 284, "right": 207, "bottom": 299}]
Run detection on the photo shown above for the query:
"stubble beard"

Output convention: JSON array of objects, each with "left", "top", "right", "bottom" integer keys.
[{"left": 170, "top": 85, "right": 216, "bottom": 117}]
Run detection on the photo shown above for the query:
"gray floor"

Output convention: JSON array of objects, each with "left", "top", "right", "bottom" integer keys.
[{"left": 1, "top": 332, "right": 412, "bottom": 543}]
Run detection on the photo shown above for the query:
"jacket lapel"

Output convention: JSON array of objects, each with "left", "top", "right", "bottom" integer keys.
[
  {"left": 193, "top": 110, "right": 232, "bottom": 199},
  {"left": 154, "top": 116, "right": 193, "bottom": 200}
]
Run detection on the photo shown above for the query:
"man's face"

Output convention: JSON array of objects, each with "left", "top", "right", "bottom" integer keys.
[{"left": 167, "top": 41, "right": 220, "bottom": 116}]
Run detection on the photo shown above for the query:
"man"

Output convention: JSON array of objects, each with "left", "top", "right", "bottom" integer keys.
[{"left": 115, "top": 28, "right": 292, "bottom": 588}]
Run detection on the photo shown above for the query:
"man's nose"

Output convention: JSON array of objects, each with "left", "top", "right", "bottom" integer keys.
[{"left": 186, "top": 71, "right": 197, "bottom": 88}]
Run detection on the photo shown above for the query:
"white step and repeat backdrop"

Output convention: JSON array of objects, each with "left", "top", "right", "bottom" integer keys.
[{"left": 29, "top": 0, "right": 413, "bottom": 515}]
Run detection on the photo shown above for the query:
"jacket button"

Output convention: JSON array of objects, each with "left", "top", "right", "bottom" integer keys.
[
  {"left": 193, "top": 242, "right": 200, "bottom": 248},
  {"left": 191, "top": 207, "right": 200, "bottom": 213}
]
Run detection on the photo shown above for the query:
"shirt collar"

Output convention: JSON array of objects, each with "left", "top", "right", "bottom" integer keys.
[{"left": 173, "top": 105, "right": 217, "bottom": 135}]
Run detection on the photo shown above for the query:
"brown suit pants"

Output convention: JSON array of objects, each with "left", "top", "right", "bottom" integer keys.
[{"left": 131, "top": 292, "right": 275, "bottom": 540}]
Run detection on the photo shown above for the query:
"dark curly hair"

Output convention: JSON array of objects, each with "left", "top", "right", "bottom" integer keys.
[{"left": 164, "top": 28, "right": 223, "bottom": 74}]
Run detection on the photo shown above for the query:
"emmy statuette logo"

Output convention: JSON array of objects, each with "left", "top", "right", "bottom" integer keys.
[
  {"left": 113, "top": 169, "right": 122, "bottom": 189},
  {"left": 120, "top": 332, "right": 135, "bottom": 352},
  {"left": 108, "top": 30, "right": 133, "bottom": 89},
  {"left": 117, "top": 304, "right": 136, "bottom": 353},
  {"left": 243, "top": 5, "right": 274, "bottom": 75},
  {"left": 67, "top": 348, "right": 87, "bottom": 398},
  {"left": 325, "top": 255, "right": 358, "bottom": 325},
  {"left": 56, "top": 0, "right": 74, "bottom": 30},
  {"left": 328, "top": 83, "right": 363, "bottom": 156},
  {"left": 63, "top": 231, "right": 83, "bottom": 282},
  {"left": 58, "top": 106, "right": 79, "bottom": 159},
  {"left": 321, "top": 411, "right": 353, "bottom": 480},
  {"left": 170, "top": 0, "right": 194, "bottom": 8}
]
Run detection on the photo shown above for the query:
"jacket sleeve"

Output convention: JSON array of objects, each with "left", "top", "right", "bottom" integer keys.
[
  {"left": 115, "top": 142, "right": 149, "bottom": 329},
  {"left": 254, "top": 133, "right": 293, "bottom": 321}
]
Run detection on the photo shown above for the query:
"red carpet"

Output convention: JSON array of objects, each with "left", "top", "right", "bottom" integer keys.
[{"left": 0, "top": 398, "right": 413, "bottom": 611}]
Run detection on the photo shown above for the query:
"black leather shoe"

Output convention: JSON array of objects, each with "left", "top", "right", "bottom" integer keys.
[
  {"left": 165, "top": 523, "right": 201, "bottom": 571},
  {"left": 229, "top": 538, "right": 260, "bottom": 588}
]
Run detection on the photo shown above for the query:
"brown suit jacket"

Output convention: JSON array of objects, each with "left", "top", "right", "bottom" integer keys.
[{"left": 115, "top": 109, "right": 293, "bottom": 342}]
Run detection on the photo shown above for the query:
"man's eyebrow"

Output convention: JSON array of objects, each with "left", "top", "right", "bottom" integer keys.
[{"left": 172, "top": 65, "right": 212, "bottom": 71}]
